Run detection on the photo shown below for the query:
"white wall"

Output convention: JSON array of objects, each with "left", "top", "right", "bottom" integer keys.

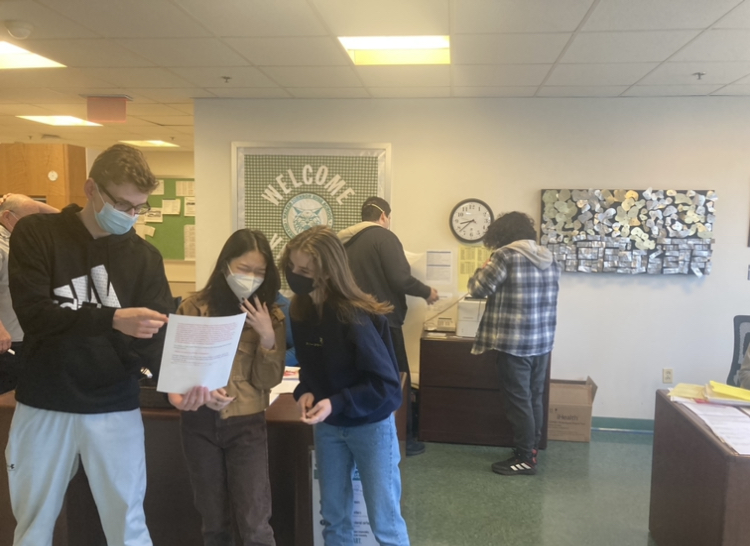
[{"left": 194, "top": 97, "right": 750, "bottom": 420}]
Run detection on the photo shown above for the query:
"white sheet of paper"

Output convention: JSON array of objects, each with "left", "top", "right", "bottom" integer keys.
[
  {"left": 184, "top": 196, "right": 196, "bottom": 217},
  {"left": 176, "top": 181, "right": 195, "bottom": 197},
  {"left": 162, "top": 199, "right": 181, "bottom": 215},
  {"left": 426, "top": 250, "right": 454, "bottom": 284},
  {"left": 152, "top": 180, "right": 165, "bottom": 196},
  {"left": 156, "top": 313, "right": 246, "bottom": 394},
  {"left": 145, "top": 208, "right": 163, "bottom": 223},
  {"left": 184, "top": 224, "right": 195, "bottom": 261}
]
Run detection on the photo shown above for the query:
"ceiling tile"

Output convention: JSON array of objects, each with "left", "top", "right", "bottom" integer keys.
[
  {"left": 0, "top": 0, "right": 97, "bottom": 38},
  {"left": 536, "top": 85, "right": 628, "bottom": 96},
  {"left": 583, "top": 0, "right": 741, "bottom": 31},
  {"left": 116, "top": 39, "right": 248, "bottom": 67},
  {"left": 125, "top": 104, "right": 189, "bottom": 116},
  {"left": 261, "top": 66, "right": 361, "bottom": 87},
  {"left": 35, "top": 103, "right": 88, "bottom": 117},
  {"left": 17, "top": 39, "right": 153, "bottom": 68},
  {"left": 224, "top": 37, "right": 349, "bottom": 66},
  {"left": 175, "top": 0, "right": 327, "bottom": 36},
  {"left": 0, "top": 88, "right": 81, "bottom": 103},
  {"left": 369, "top": 87, "right": 451, "bottom": 98},
  {"left": 0, "top": 104, "right": 58, "bottom": 116},
  {"left": 35, "top": 0, "right": 211, "bottom": 38},
  {"left": 203, "top": 88, "right": 290, "bottom": 98},
  {"left": 288, "top": 88, "right": 370, "bottom": 98},
  {"left": 546, "top": 63, "right": 658, "bottom": 86},
  {"left": 711, "top": 84, "right": 750, "bottom": 95},
  {"left": 671, "top": 30, "right": 750, "bottom": 61},
  {"left": 623, "top": 84, "right": 722, "bottom": 96},
  {"left": 131, "top": 115, "right": 194, "bottom": 126},
  {"left": 311, "top": 0, "right": 449, "bottom": 35},
  {"left": 85, "top": 68, "right": 195, "bottom": 88},
  {"left": 562, "top": 31, "right": 699, "bottom": 63},
  {"left": 451, "top": 33, "right": 571, "bottom": 64},
  {"left": 453, "top": 0, "right": 595, "bottom": 33},
  {"left": 170, "top": 67, "right": 277, "bottom": 88},
  {"left": 714, "top": 1, "right": 750, "bottom": 28},
  {"left": 453, "top": 86, "right": 537, "bottom": 97},
  {"left": 125, "top": 88, "right": 217, "bottom": 102},
  {"left": 356, "top": 66, "right": 449, "bottom": 87},
  {"left": 452, "top": 64, "right": 551, "bottom": 86},
  {"left": 167, "top": 103, "right": 194, "bottom": 114},
  {"left": 639, "top": 61, "right": 750, "bottom": 85},
  {"left": 0, "top": 68, "right": 115, "bottom": 88}
]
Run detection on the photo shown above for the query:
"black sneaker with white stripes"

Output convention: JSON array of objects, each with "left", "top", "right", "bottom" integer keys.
[{"left": 491, "top": 449, "right": 537, "bottom": 476}]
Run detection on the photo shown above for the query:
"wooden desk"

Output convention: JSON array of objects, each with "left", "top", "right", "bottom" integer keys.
[
  {"left": 0, "top": 378, "right": 407, "bottom": 546},
  {"left": 649, "top": 390, "right": 750, "bottom": 546},
  {"left": 419, "top": 333, "right": 550, "bottom": 448}
]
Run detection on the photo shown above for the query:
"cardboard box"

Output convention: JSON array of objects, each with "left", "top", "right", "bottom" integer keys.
[{"left": 547, "top": 377, "right": 598, "bottom": 442}]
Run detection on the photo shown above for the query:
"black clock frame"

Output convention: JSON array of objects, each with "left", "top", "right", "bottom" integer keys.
[{"left": 449, "top": 198, "right": 494, "bottom": 243}]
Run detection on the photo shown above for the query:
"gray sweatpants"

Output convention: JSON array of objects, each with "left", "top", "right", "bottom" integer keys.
[{"left": 5, "top": 402, "right": 152, "bottom": 546}]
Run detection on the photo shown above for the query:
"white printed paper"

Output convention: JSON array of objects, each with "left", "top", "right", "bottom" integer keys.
[
  {"left": 152, "top": 180, "right": 165, "bottom": 196},
  {"left": 176, "top": 181, "right": 195, "bottom": 197},
  {"left": 426, "top": 250, "right": 454, "bottom": 284},
  {"left": 184, "top": 196, "right": 196, "bottom": 217},
  {"left": 145, "top": 208, "right": 163, "bottom": 223},
  {"left": 162, "top": 199, "right": 181, "bottom": 215},
  {"left": 156, "top": 313, "right": 246, "bottom": 394},
  {"left": 134, "top": 224, "right": 156, "bottom": 239},
  {"left": 184, "top": 224, "right": 195, "bottom": 261}
]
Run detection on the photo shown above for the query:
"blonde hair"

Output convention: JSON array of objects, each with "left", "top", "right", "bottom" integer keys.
[{"left": 280, "top": 226, "right": 393, "bottom": 323}]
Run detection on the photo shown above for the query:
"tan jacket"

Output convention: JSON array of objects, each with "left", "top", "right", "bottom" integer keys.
[{"left": 177, "top": 295, "right": 286, "bottom": 418}]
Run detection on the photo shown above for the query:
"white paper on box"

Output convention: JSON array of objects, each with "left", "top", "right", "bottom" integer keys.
[{"left": 156, "top": 313, "right": 246, "bottom": 394}]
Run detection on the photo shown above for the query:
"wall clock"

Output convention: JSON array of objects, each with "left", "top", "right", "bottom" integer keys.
[{"left": 449, "top": 198, "right": 494, "bottom": 243}]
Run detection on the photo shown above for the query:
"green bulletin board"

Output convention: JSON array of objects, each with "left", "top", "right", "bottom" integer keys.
[{"left": 140, "top": 178, "right": 195, "bottom": 260}]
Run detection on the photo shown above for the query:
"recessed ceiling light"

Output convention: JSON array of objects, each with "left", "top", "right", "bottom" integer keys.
[
  {"left": 0, "top": 41, "right": 65, "bottom": 69},
  {"left": 338, "top": 36, "right": 450, "bottom": 66},
  {"left": 17, "top": 116, "right": 100, "bottom": 126},
  {"left": 120, "top": 140, "right": 180, "bottom": 148}
]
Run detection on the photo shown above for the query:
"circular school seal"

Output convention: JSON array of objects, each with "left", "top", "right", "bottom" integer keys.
[{"left": 282, "top": 193, "right": 334, "bottom": 239}]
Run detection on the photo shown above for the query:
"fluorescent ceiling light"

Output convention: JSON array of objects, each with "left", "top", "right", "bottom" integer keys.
[
  {"left": 17, "top": 116, "right": 100, "bottom": 126},
  {"left": 338, "top": 36, "right": 450, "bottom": 66},
  {"left": 0, "top": 41, "right": 65, "bottom": 69},
  {"left": 120, "top": 140, "right": 180, "bottom": 148}
]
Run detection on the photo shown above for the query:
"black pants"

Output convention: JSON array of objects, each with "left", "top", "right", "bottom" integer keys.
[
  {"left": 389, "top": 326, "right": 417, "bottom": 442},
  {"left": 0, "top": 342, "right": 22, "bottom": 395}
]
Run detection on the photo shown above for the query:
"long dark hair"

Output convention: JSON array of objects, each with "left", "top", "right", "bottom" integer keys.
[
  {"left": 196, "top": 229, "right": 280, "bottom": 317},
  {"left": 279, "top": 226, "right": 392, "bottom": 323},
  {"left": 483, "top": 211, "right": 537, "bottom": 250}
]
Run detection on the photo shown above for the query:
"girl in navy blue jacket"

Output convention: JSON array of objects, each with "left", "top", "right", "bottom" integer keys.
[{"left": 281, "top": 226, "right": 409, "bottom": 546}]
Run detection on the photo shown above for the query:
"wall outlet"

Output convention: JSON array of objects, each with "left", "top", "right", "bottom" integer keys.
[{"left": 662, "top": 368, "right": 674, "bottom": 384}]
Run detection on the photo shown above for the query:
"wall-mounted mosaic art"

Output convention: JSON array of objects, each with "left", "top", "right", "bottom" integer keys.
[{"left": 541, "top": 189, "right": 717, "bottom": 276}]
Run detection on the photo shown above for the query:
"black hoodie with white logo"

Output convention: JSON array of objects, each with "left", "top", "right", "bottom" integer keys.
[{"left": 8, "top": 204, "right": 175, "bottom": 414}]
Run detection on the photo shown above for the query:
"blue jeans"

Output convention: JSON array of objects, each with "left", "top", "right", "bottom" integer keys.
[
  {"left": 314, "top": 414, "right": 409, "bottom": 546},
  {"left": 496, "top": 351, "right": 550, "bottom": 459}
]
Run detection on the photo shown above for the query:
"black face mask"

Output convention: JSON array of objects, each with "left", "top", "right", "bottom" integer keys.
[{"left": 286, "top": 267, "right": 315, "bottom": 295}]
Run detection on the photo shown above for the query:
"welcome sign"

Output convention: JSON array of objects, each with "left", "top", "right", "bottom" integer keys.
[{"left": 234, "top": 145, "right": 389, "bottom": 260}]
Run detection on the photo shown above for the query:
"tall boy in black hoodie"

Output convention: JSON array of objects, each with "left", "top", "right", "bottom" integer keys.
[{"left": 5, "top": 144, "right": 174, "bottom": 546}]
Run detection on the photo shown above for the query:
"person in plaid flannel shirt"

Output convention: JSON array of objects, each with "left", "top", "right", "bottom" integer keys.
[{"left": 468, "top": 211, "right": 560, "bottom": 476}]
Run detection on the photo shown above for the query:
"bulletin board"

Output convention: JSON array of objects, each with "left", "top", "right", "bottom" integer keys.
[{"left": 138, "top": 178, "right": 195, "bottom": 261}]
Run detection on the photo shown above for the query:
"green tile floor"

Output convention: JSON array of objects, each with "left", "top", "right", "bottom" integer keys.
[{"left": 401, "top": 431, "right": 658, "bottom": 546}]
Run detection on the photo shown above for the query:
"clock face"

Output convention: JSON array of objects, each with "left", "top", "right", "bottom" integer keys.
[{"left": 449, "top": 199, "right": 494, "bottom": 243}]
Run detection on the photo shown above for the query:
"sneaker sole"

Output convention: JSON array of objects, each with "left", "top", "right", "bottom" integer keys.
[{"left": 491, "top": 463, "right": 537, "bottom": 476}]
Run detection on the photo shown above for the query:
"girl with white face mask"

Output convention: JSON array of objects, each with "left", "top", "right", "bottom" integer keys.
[{"left": 167, "top": 229, "right": 285, "bottom": 546}]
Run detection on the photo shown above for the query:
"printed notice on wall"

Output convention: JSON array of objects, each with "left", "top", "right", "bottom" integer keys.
[
  {"left": 426, "top": 250, "right": 454, "bottom": 285},
  {"left": 156, "top": 313, "right": 246, "bottom": 394},
  {"left": 458, "top": 245, "right": 492, "bottom": 290},
  {"left": 161, "top": 199, "right": 181, "bottom": 215},
  {"left": 184, "top": 196, "right": 196, "bottom": 217},
  {"left": 144, "top": 208, "right": 163, "bottom": 223},
  {"left": 176, "top": 180, "right": 195, "bottom": 197},
  {"left": 152, "top": 180, "right": 165, "bottom": 196},
  {"left": 184, "top": 224, "right": 195, "bottom": 261}
]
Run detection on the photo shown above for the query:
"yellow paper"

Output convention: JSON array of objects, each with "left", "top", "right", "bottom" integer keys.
[
  {"left": 708, "top": 381, "right": 750, "bottom": 402},
  {"left": 669, "top": 383, "right": 707, "bottom": 400}
]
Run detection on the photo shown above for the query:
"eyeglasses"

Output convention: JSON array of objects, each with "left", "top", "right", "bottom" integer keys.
[{"left": 96, "top": 183, "right": 151, "bottom": 215}]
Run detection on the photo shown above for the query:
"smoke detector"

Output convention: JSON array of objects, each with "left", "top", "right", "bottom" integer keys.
[{"left": 4, "top": 20, "right": 34, "bottom": 40}]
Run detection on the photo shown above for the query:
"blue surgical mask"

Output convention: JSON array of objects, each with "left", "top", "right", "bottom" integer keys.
[{"left": 94, "top": 186, "right": 137, "bottom": 235}]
